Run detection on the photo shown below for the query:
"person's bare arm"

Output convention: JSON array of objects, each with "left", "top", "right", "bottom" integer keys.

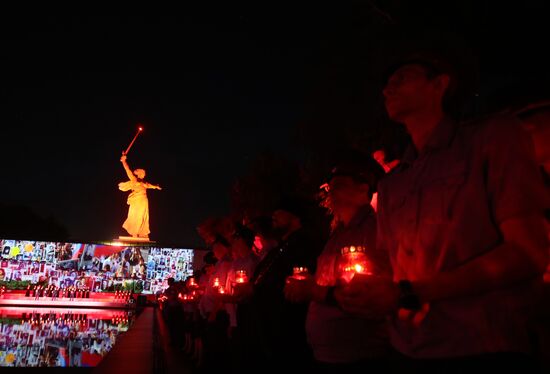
[
  {"left": 284, "top": 276, "right": 329, "bottom": 303},
  {"left": 335, "top": 214, "right": 548, "bottom": 317},
  {"left": 416, "top": 118, "right": 550, "bottom": 302},
  {"left": 414, "top": 214, "right": 548, "bottom": 303}
]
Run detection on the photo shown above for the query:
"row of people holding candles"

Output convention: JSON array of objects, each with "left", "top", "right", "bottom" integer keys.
[{"left": 178, "top": 245, "right": 371, "bottom": 301}]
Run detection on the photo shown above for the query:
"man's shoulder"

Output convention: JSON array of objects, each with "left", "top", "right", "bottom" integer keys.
[
  {"left": 378, "top": 165, "right": 406, "bottom": 193},
  {"left": 457, "top": 113, "right": 525, "bottom": 143}
]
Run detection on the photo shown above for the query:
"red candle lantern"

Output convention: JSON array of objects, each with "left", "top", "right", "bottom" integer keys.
[
  {"left": 235, "top": 270, "right": 248, "bottom": 284},
  {"left": 212, "top": 277, "right": 220, "bottom": 288},
  {"left": 291, "top": 267, "right": 309, "bottom": 280},
  {"left": 188, "top": 277, "right": 198, "bottom": 289},
  {"left": 337, "top": 246, "right": 372, "bottom": 283},
  {"left": 212, "top": 277, "right": 226, "bottom": 294}
]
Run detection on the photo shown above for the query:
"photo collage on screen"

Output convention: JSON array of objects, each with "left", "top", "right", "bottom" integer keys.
[
  {"left": 0, "top": 308, "right": 134, "bottom": 367},
  {"left": 0, "top": 239, "right": 194, "bottom": 294}
]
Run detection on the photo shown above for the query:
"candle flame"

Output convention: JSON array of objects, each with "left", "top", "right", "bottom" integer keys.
[{"left": 213, "top": 278, "right": 220, "bottom": 288}]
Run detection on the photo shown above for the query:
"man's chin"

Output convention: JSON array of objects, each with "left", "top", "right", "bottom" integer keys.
[{"left": 386, "top": 108, "right": 407, "bottom": 123}]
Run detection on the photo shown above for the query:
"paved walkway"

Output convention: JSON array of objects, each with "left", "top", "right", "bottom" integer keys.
[
  {"left": 93, "top": 307, "right": 155, "bottom": 374},
  {"left": 93, "top": 306, "right": 194, "bottom": 374}
]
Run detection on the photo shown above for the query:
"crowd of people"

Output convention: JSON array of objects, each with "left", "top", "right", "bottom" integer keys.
[{"left": 159, "top": 48, "right": 550, "bottom": 373}]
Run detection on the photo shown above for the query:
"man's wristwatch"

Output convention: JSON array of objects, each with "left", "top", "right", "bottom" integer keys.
[{"left": 398, "top": 280, "right": 421, "bottom": 311}]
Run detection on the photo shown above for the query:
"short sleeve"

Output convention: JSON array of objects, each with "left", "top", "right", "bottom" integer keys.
[{"left": 482, "top": 115, "right": 550, "bottom": 224}]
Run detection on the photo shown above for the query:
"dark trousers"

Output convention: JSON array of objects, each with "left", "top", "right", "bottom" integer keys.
[
  {"left": 163, "top": 304, "right": 183, "bottom": 347},
  {"left": 202, "top": 311, "right": 230, "bottom": 372},
  {"left": 391, "top": 352, "right": 541, "bottom": 374}
]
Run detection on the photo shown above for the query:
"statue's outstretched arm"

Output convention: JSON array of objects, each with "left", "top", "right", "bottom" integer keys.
[
  {"left": 145, "top": 183, "right": 162, "bottom": 190},
  {"left": 120, "top": 154, "right": 136, "bottom": 181}
]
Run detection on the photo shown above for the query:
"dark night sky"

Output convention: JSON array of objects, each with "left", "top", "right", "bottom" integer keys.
[{"left": 1, "top": 3, "right": 549, "bottom": 246}]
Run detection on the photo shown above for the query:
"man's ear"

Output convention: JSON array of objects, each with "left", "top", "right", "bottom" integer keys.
[{"left": 434, "top": 73, "right": 451, "bottom": 96}]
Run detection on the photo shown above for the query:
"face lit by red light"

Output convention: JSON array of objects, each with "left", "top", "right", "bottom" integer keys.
[
  {"left": 383, "top": 64, "right": 446, "bottom": 122},
  {"left": 212, "top": 242, "right": 230, "bottom": 261},
  {"left": 272, "top": 209, "right": 295, "bottom": 232},
  {"left": 253, "top": 235, "right": 263, "bottom": 252},
  {"left": 328, "top": 176, "right": 370, "bottom": 217}
]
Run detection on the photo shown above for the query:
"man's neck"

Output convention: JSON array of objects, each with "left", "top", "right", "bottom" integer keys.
[
  {"left": 339, "top": 210, "right": 358, "bottom": 227},
  {"left": 405, "top": 108, "right": 446, "bottom": 152}
]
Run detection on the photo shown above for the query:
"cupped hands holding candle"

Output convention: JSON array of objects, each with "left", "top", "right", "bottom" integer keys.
[
  {"left": 284, "top": 273, "right": 316, "bottom": 303},
  {"left": 187, "top": 277, "right": 199, "bottom": 289},
  {"left": 285, "top": 266, "right": 328, "bottom": 304},
  {"left": 291, "top": 267, "right": 309, "bottom": 280},
  {"left": 334, "top": 275, "right": 399, "bottom": 319},
  {"left": 235, "top": 270, "right": 248, "bottom": 284},
  {"left": 212, "top": 277, "right": 221, "bottom": 289},
  {"left": 231, "top": 281, "right": 253, "bottom": 302},
  {"left": 228, "top": 270, "right": 250, "bottom": 302},
  {"left": 337, "top": 246, "right": 373, "bottom": 283}
]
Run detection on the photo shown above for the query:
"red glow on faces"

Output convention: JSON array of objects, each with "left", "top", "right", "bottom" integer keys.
[{"left": 254, "top": 236, "right": 263, "bottom": 251}]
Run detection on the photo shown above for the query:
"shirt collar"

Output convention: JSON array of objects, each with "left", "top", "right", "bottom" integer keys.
[
  {"left": 398, "top": 117, "right": 457, "bottom": 169},
  {"left": 423, "top": 116, "right": 457, "bottom": 152}
]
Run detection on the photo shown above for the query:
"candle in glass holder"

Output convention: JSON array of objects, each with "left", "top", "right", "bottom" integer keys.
[
  {"left": 188, "top": 277, "right": 198, "bottom": 289},
  {"left": 212, "top": 277, "right": 221, "bottom": 288},
  {"left": 337, "top": 246, "right": 372, "bottom": 283},
  {"left": 291, "top": 267, "right": 309, "bottom": 280},
  {"left": 218, "top": 286, "right": 226, "bottom": 294},
  {"left": 235, "top": 270, "right": 248, "bottom": 284}
]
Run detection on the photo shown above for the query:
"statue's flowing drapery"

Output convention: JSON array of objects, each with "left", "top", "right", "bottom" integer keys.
[{"left": 119, "top": 180, "right": 150, "bottom": 238}]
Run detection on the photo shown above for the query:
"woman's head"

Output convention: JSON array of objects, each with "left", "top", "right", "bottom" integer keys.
[
  {"left": 231, "top": 226, "right": 255, "bottom": 258},
  {"left": 134, "top": 169, "right": 146, "bottom": 180},
  {"left": 248, "top": 216, "right": 279, "bottom": 254}
]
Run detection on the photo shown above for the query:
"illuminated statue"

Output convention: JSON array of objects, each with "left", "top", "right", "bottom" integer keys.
[{"left": 118, "top": 153, "right": 162, "bottom": 239}]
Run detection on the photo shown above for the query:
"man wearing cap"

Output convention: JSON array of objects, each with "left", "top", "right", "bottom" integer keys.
[
  {"left": 335, "top": 51, "right": 549, "bottom": 371},
  {"left": 239, "top": 196, "right": 324, "bottom": 371},
  {"left": 284, "top": 152, "right": 391, "bottom": 372}
]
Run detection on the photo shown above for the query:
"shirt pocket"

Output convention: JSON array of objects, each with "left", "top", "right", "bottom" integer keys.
[{"left": 419, "top": 165, "right": 467, "bottom": 224}]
